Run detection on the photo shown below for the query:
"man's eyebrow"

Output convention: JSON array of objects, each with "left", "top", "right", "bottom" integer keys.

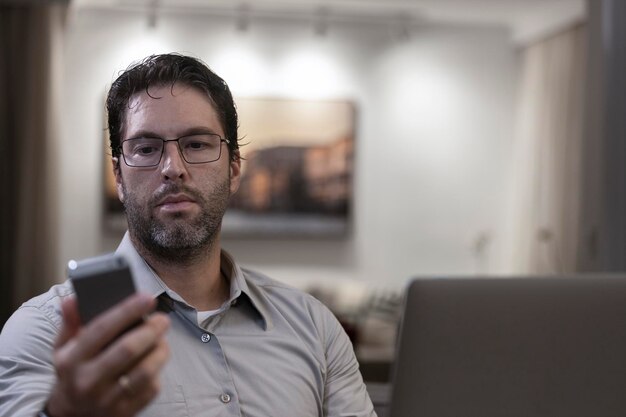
[{"left": 126, "top": 127, "right": 221, "bottom": 139}]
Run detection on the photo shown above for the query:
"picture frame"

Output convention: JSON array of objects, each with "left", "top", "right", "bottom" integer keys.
[{"left": 103, "top": 97, "right": 356, "bottom": 238}]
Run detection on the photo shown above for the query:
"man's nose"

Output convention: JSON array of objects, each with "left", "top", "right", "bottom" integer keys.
[{"left": 160, "top": 141, "right": 188, "bottom": 180}]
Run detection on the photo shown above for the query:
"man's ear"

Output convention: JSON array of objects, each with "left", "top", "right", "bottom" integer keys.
[
  {"left": 229, "top": 151, "right": 241, "bottom": 195},
  {"left": 112, "top": 157, "right": 125, "bottom": 203}
]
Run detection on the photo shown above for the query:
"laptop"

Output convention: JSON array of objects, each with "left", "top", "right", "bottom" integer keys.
[{"left": 389, "top": 276, "right": 626, "bottom": 417}]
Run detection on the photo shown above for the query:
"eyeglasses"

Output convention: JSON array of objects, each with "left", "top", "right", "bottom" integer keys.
[{"left": 119, "top": 134, "right": 230, "bottom": 167}]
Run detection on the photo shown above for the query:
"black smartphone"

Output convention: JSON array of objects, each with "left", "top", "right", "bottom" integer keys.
[{"left": 69, "top": 253, "right": 137, "bottom": 324}]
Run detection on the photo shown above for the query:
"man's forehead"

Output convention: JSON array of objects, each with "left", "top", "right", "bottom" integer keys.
[
  {"left": 122, "top": 82, "right": 223, "bottom": 137},
  {"left": 127, "top": 82, "right": 212, "bottom": 109}
]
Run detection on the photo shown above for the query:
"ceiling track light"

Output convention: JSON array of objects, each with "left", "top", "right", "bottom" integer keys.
[
  {"left": 313, "top": 6, "right": 330, "bottom": 37},
  {"left": 393, "top": 13, "right": 413, "bottom": 42},
  {"left": 236, "top": 3, "right": 251, "bottom": 32},
  {"left": 147, "top": 0, "right": 159, "bottom": 29}
]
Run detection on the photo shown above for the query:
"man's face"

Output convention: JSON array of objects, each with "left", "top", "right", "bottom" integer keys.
[{"left": 114, "top": 83, "right": 241, "bottom": 261}]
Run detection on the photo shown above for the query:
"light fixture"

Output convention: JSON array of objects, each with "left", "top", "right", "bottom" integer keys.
[
  {"left": 313, "top": 6, "right": 330, "bottom": 37},
  {"left": 147, "top": 0, "right": 159, "bottom": 29},
  {"left": 236, "top": 3, "right": 251, "bottom": 33},
  {"left": 393, "top": 13, "right": 412, "bottom": 42}
]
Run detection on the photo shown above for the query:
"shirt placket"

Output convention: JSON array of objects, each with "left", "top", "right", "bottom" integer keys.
[{"left": 170, "top": 300, "right": 243, "bottom": 417}]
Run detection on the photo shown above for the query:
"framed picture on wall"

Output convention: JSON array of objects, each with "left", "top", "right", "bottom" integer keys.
[
  {"left": 103, "top": 97, "right": 356, "bottom": 238},
  {"left": 224, "top": 97, "right": 355, "bottom": 237}
]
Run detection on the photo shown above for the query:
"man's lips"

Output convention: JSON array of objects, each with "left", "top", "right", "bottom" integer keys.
[{"left": 154, "top": 194, "right": 197, "bottom": 211}]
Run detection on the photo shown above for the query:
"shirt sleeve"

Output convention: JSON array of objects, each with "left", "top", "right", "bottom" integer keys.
[
  {"left": 320, "top": 303, "right": 377, "bottom": 417},
  {"left": 0, "top": 305, "right": 59, "bottom": 417}
]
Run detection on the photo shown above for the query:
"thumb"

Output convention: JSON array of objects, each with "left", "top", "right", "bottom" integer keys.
[{"left": 55, "top": 296, "right": 82, "bottom": 348}]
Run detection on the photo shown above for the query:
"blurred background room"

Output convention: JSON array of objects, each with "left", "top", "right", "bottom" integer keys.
[{"left": 2, "top": 0, "right": 626, "bottom": 406}]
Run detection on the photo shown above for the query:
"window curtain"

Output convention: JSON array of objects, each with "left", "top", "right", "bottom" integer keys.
[
  {"left": 505, "top": 24, "right": 587, "bottom": 274},
  {"left": 577, "top": 0, "right": 626, "bottom": 272},
  {"left": 0, "top": 2, "right": 67, "bottom": 327}
]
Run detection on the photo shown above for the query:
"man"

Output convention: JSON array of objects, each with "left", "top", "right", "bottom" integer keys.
[{"left": 0, "top": 54, "right": 376, "bottom": 417}]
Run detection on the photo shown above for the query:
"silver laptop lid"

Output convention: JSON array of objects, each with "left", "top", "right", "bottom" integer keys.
[{"left": 390, "top": 276, "right": 626, "bottom": 417}]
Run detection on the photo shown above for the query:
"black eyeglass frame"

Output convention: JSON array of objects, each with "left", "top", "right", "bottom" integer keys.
[{"left": 118, "top": 134, "right": 231, "bottom": 167}]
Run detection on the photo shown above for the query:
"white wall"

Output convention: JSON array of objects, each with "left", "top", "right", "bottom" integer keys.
[{"left": 59, "top": 9, "right": 517, "bottom": 289}]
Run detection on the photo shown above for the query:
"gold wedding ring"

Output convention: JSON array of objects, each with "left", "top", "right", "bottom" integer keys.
[{"left": 118, "top": 374, "right": 132, "bottom": 394}]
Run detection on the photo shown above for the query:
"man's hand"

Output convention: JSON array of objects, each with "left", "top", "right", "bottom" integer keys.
[{"left": 45, "top": 294, "right": 170, "bottom": 417}]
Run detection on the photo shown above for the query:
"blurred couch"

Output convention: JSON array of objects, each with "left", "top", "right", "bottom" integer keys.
[{"left": 304, "top": 281, "right": 403, "bottom": 383}]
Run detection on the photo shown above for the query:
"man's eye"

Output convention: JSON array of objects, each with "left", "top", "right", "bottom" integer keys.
[
  {"left": 135, "top": 146, "right": 158, "bottom": 155},
  {"left": 186, "top": 141, "right": 210, "bottom": 150}
]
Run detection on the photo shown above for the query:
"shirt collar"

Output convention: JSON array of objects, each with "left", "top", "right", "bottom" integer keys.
[
  {"left": 115, "top": 232, "right": 272, "bottom": 330},
  {"left": 220, "top": 249, "right": 273, "bottom": 330},
  {"left": 115, "top": 233, "right": 165, "bottom": 298}
]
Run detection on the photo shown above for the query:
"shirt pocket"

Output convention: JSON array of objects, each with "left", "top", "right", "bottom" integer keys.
[{"left": 138, "top": 383, "right": 188, "bottom": 417}]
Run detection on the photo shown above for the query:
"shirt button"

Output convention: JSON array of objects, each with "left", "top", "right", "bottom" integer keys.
[
  {"left": 201, "top": 333, "right": 211, "bottom": 343},
  {"left": 220, "top": 393, "right": 231, "bottom": 403}
]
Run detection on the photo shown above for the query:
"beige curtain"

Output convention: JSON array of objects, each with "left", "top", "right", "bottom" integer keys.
[
  {"left": 0, "top": 2, "right": 66, "bottom": 326},
  {"left": 506, "top": 24, "right": 587, "bottom": 274}
]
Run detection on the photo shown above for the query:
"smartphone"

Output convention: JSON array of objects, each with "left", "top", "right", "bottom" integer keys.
[{"left": 68, "top": 253, "right": 137, "bottom": 324}]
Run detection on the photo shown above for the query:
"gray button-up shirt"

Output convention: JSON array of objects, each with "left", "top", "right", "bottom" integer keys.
[{"left": 0, "top": 234, "right": 376, "bottom": 417}]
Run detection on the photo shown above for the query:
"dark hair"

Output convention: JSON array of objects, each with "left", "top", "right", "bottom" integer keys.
[{"left": 106, "top": 53, "right": 239, "bottom": 159}]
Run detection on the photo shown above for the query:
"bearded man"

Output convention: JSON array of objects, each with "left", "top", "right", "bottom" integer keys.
[{"left": 0, "top": 54, "right": 376, "bottom": 417}]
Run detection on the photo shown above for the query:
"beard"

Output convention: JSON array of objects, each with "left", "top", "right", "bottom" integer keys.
[{"left": 122, "top": 177, "right": 231, "bottom": 264}]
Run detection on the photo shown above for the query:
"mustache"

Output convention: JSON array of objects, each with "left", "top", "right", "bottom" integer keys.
[{"left": 149, "top": 184, "right": 205, "bottom": 207}]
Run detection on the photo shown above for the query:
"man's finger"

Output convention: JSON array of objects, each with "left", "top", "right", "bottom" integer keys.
[
  {"left": 91, "top": 313, "right": 170, "bottom": 382},
  {"left": 71, "top": 293, "right": 156, "bottom": 359},
  {"left": 99, "top": 338, "right": 170, "bottom": 413}
]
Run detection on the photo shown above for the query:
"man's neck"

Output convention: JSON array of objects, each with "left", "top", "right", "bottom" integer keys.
[{"left": 131, "top": 235, "right": 230, "bottom": 311}]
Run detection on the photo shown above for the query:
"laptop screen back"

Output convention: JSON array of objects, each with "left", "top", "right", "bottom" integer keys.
[{"left": 389, "top": 276, "right": 626, "bottom": 417}]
